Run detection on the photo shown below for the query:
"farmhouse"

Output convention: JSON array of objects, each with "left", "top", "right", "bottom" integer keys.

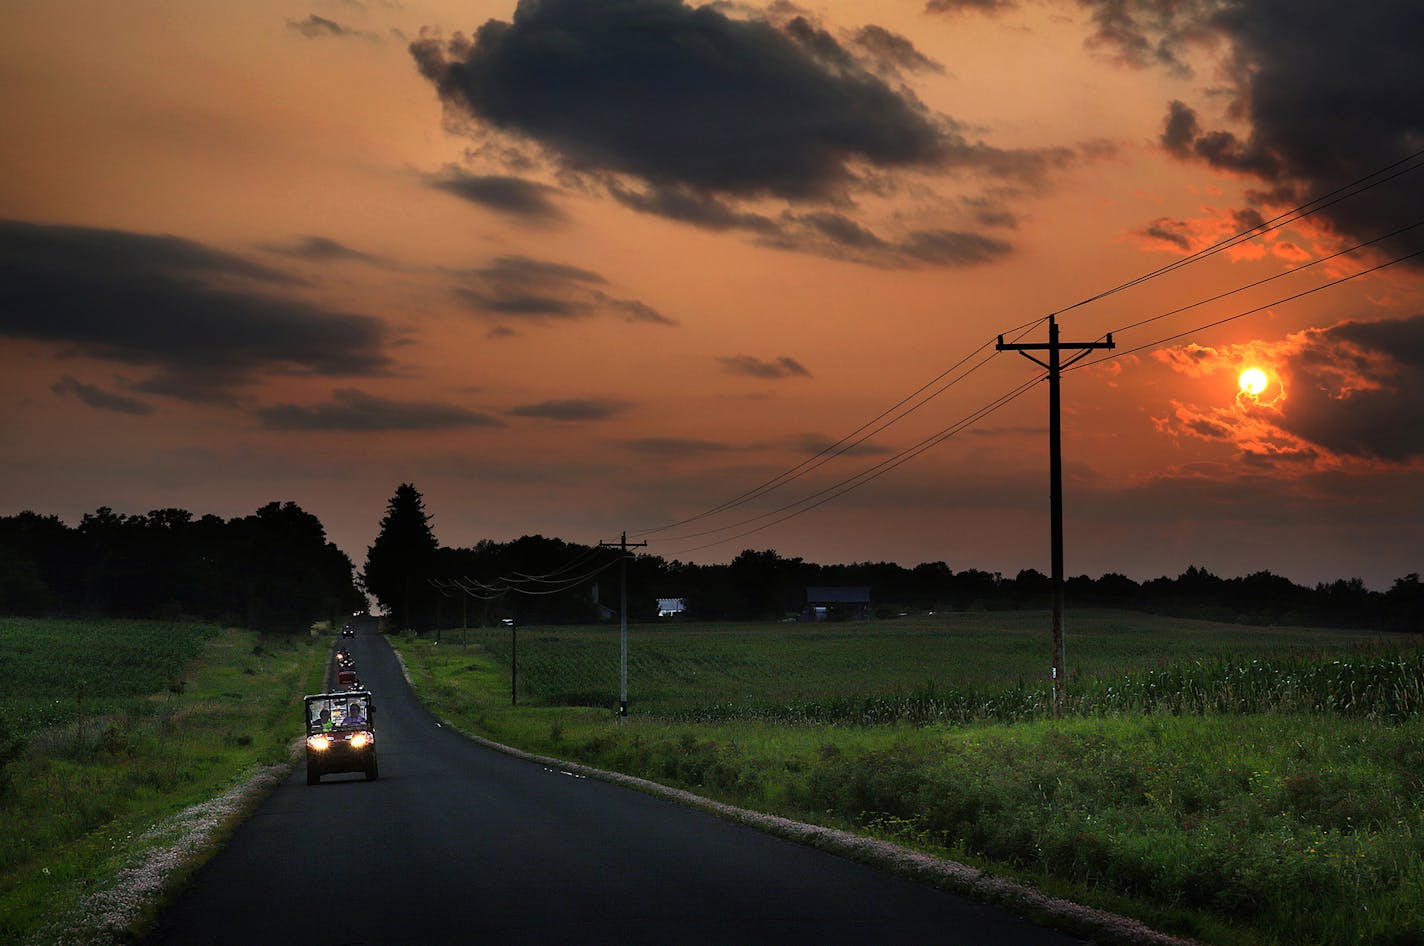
[
  {"left": 803, "top": 586, "right": 871, "bottom": 621},
  {"left": 656, "top": 597, "right": 687, "bottom": 618}
]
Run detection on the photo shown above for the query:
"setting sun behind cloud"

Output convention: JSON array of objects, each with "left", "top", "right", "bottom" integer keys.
[{"left": 1239, "top": 367, "right": 1269, "bottom": 396}]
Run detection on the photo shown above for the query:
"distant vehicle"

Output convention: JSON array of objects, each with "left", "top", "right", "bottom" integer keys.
[
  {"left": 305, "top": 690, "right": 377, "bottom": 784},
  {"left": 336, "top": 668, "right": 360, "bottom": 689},
  {"left": 342, "top": 624, "right": 356, "bottom": 638}
]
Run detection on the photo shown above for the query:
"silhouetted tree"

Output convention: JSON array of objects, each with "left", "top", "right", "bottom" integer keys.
[
  {"left": 235, "top": 502, "right": 362, "bottom": 631},
  {"left": 1383, "top": 574, "right": 1423, "bottom": 631},
  {"left": 728, "top": 549, "right": 803, "bottom": 619},
  {"left": 363, "top": 484, "right": 439, "bottom": 630}
]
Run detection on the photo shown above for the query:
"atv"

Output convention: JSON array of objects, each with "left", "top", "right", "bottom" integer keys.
[{"left": 304, "top": 690, "right": 378, "bottom": 784}]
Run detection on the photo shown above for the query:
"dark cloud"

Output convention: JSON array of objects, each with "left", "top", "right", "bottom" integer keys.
[
  {"left": 961, "top": 196, "right": 1020, "bottom": 230},
  {"left": 780, "top": 15, "right": 861, "bottom": 74},
  {"left": 1138, "top": 217, "right": 1194, "bottom": 251},
  {"left": 266, "top": 235, "right": 381, "bottom": 264},
  {"left": 0, "top": 219, "right": 393, "bottom": 404},
  {"left": 608, "top": 182, "right": 779, "bottom": 234},
  {"left": 1078, "top": 0, "right": 1215, "bottom": 75},
  {"left": 794, "top": 212, "right": 887, "bottom": 251},
  {"left": 1159, "top": 99, "right": 1280, "bottom": 178},
  {"left": 924, "top": 0, "right": 1018, "bottom": 13},
  {"left": 410, "top": 0, "right": 1073, "bottom": 268},
  {"left": 450, "top": 254, "right": 676, "bottom": 327},
  {"left": 1278, "top": 315, "right": 1424, "bottom": 462},
  {"left": 425, "top": 166, "right": 566, "bottom": 223},
  {"left": 410, "top": 0, "right": 953, "bottom": 203},
  {"left": 901, "top": 228, "right": 1014, "bottom": 265},
  {"left": 51, "top": 375, "right": 154, "bottom": 416},
  {"left": 507, "top": 398, "right": 633, "bottom": 421},
  {"left": 255, "top": 388, "right": 503, "bottom": 431},
  {"left": 718, "top": 355, "right": 812, "bottom": 379},
  {"left": 851, "top": 25, "right": 945, "bottom": 76},
  {"left": 1158, "top": 315, "right": 1424, "bottom": 465},
  {"left": 286, "top": 14, "right": 378, "bottom": 41},
  {"left": 765, "top": 212, "right": 1015, "bottom": 267},
  {"left": 1083, "top": 0, "right": 1424, "bottom": 262},
  {"left": 590, "top": 292, "right": 677, "bottom": 326},
  {"left": 607, "top": 184, "right": 1017, "bottom": 267}
]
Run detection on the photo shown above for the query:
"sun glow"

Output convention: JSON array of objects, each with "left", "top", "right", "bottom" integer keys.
[{"left": 1239, "top": 367, "right": 1269, "bottom": 396}]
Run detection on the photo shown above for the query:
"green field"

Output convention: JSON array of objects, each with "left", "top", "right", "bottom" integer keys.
[
  {"left": 0, "top": 618, "right": 326, "bottom": 946},
  {"left": 397, "top": 611, "right": 1424, "bottom": 946},
  {"left": 435, "top": 610, "right": 1399, "bottom": 714},
  {"left": 4, "top": 613, "right": 1417, "bottom": 945}
]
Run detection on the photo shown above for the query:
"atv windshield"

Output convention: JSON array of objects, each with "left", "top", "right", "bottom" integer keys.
[{"left": 305, "top": 693, "right": 372, "bottom": 733}]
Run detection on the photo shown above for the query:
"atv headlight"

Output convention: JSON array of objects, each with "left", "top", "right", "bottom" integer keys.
[
  {"left": 350, "top": 732, "right": 370, "bottom": 749},
  {"left": 307, "top": 735, "right": 330, "bottom": 751}
]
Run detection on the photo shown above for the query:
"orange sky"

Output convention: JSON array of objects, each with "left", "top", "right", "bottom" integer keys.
[{"left": 2, "top": 0, "right": 1421, "bottom": 590}]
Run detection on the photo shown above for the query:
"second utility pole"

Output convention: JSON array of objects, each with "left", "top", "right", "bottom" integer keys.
[
  {"left": 997, "top": 315, "right": 1114, "bottom": 718},
  {"left": 599, "top": 531, "right": 647, "bottom": 719}
]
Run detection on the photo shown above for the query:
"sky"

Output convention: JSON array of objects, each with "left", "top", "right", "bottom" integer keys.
[{"left": 2, "top": 0, "right": 1422, "bottom": 592}]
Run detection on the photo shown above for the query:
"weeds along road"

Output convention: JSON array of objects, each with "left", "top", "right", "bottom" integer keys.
[{"left": 142, "top": 627, "right": 1089, "bottom": 946}]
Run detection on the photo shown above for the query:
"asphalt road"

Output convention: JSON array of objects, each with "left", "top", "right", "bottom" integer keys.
[{"left": 142, "top": 626, "right": 1089, "bottom": 946}]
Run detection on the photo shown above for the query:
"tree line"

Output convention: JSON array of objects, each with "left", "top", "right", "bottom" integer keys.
[
  {"left": 0, "top": 504, "right": 365, "bottom": 630},
  {"left": 2, "top": 483, "right": 1418, "bottom": 632},
  {"left": 364, "top": 485, "right": 1422, "bottom": 633}
]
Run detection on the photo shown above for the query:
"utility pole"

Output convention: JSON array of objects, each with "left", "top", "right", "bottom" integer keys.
[
  {"left": 598, "top": 531, "right": 647, "bottom": 719},
  {"left": 997, "top": 315, "right": 1114, "bottom": 718},
  {"left": 509, "top": 617, "right": 517, "bottom": 706}
]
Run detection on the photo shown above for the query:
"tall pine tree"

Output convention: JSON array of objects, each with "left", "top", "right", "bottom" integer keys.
[{"left": 362, "top": 484, "right": 439, "bottom": 630}]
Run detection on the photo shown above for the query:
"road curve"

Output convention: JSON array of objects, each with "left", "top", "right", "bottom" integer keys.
[{"left": 142, "top": 627, "right": 1088, "bottom": 946}]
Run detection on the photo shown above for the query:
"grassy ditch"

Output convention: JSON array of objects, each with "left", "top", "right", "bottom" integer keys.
[
  {"left": 393, "top": 614, "right": 1424, "bottom": 946},
  {"left": 0, "top": 618, "right": 326, "bottom": 946}
]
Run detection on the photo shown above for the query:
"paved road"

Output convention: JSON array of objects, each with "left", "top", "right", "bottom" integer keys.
[{"left": 143, "top": 626, "right": 1088, "bottom": 946}]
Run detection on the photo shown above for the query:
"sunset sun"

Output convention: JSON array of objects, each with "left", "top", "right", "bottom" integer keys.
[{"left": 1239, "top": 367, "right": 1269, "bottom": 396}]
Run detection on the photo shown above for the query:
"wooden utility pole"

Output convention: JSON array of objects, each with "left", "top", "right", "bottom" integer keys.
[
  {"left": 598, "top": 531, "right": 647, "bottom": 719},
  {"left": 997, "top": 315, "right": 1114, "bottom": 718}
]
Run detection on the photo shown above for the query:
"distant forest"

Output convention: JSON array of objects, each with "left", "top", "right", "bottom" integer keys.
[
  {"left": 0, "top": 506, "right": 366, "bottom": 631},
  {"left": 2, "top": 502, "right": 1419, "bottom": 633}
]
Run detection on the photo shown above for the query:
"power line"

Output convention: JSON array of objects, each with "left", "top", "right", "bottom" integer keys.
[
  {"left": 507, "top": 543, "right": 607, "bottom": 582},
  {"left": 1050, "top": 147, "right": 1424, "bottom": 321},
  {"left": 658, "top": 373, "right": 1046, "bottom": 556},
  {"left": 1067, "top": 243, "right": 1424, "bottom": 374},
  {"left": 434, "top": 551, "right": 621, "bottom": 600},
  {"left": 632, "top": 318, "right": 1044, "bottom": 540},
  {"left": 1101, "top": 219, "right": 1424, "bottom": 341}
]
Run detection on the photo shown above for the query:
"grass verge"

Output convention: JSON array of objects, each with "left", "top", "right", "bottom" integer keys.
[{"left": 0, "top": 620, "right": 327, "bottom": 946}]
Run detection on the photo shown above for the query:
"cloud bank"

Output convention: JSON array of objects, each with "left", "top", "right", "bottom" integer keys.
[
  {"left": 0, "top": 220, "right": 393, "bottom": 404},
  {"left": 410, "top": 0, "right": 1065, "bottom": 267},
  {"left": 1155, "top": 313, "right": 1424, "bottom": 467}
]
